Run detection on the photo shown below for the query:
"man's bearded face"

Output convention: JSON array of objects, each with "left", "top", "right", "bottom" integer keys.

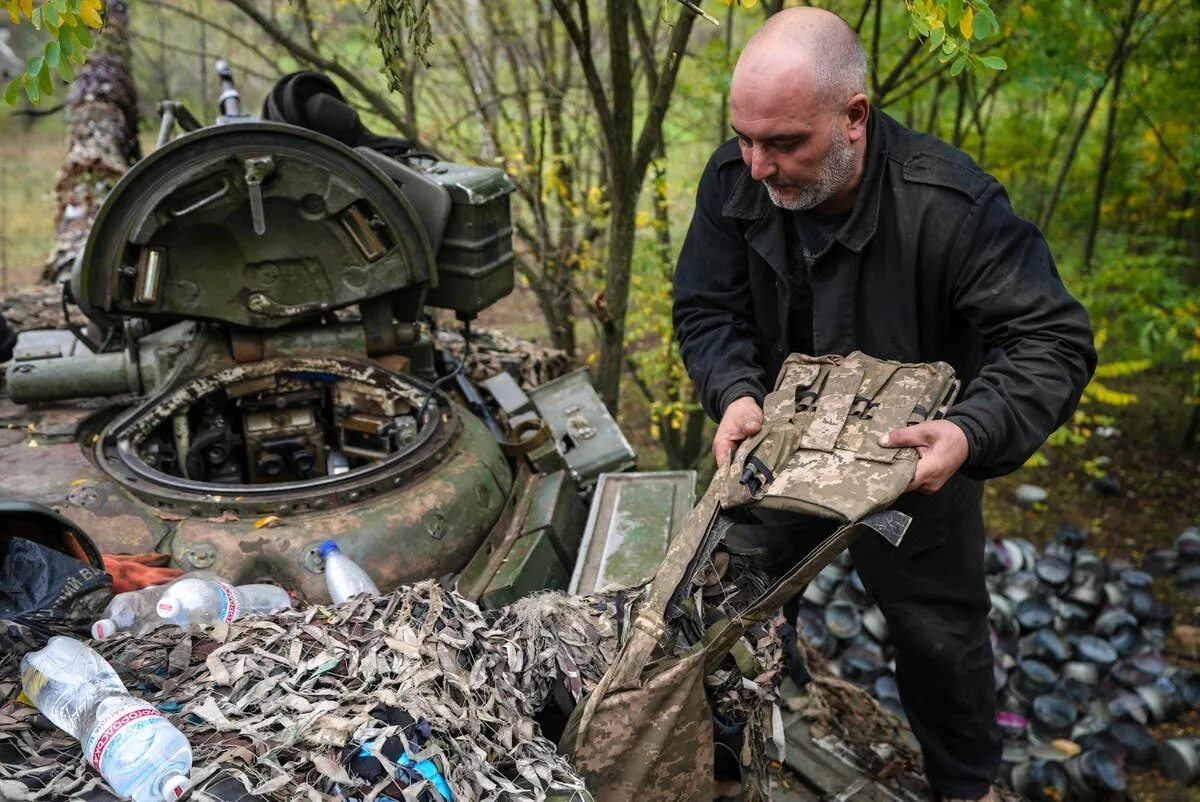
[{"left": 761, "top": 121, "right": 857, "bottom": 211}]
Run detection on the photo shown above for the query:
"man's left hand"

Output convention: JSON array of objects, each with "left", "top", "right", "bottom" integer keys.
[{"left": 878, "top": 420, "right": 969, "bottom": 494}]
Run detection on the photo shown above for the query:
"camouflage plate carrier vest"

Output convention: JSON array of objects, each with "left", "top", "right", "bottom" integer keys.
[{"left": 561, "top": 352, "right": 959, "bottom": 802}]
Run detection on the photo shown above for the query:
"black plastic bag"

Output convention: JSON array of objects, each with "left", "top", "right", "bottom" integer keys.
[{"left": 0, "top": 503, "right": 112, "bottom": 658}]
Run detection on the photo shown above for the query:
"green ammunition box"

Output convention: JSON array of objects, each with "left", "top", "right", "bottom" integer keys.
[{"left": 419, "top": 161, "right": 516, "bottom": 317}]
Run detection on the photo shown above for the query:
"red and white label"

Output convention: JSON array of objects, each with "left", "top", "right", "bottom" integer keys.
[
  {"left": 214, "top": 581, "right": 239, "bottom": 621},
  {"left": 85, "top": 702, "right": 161, "bottom": 770}
]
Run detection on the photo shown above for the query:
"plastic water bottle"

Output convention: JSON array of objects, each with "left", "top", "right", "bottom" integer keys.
[
  {"left": 319, "top": 540, "right": 380, "bottom": 604},
  {"left": 155, "top": 577, "right": 291, "bottom": 627},
  {"left": 20, "top": 636, "right": 191, "bottom": 802},
  {"left": 92, "top": 571, "right": 220, "bottom": 640}
]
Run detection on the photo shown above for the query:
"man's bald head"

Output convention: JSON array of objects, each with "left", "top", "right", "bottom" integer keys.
[{"left": 733, "top": 7, "right": 868, "bottom": 111}]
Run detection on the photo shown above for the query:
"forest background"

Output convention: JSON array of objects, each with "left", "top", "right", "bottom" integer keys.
[{"left": 0, "top": 0, "right": 1197, "bottom": 568}]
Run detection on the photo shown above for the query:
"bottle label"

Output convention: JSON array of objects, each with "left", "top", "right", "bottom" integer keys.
[
  {"left": 85, "top": 700, "right": 163, "bottom": 771},
  {"left": 213, "top": 581, "right": 239, "bottom": 622},
  {"left": 19, "top": 665, "right": 49, "bottom": 707}
]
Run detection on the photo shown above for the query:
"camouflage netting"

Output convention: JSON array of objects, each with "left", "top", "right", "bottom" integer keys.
[
  {"left": 0, "top": 582, "right": 644, "bottom": 802},
  {"left": 434, "top": 328, "right": 573, "bottom": 390}
]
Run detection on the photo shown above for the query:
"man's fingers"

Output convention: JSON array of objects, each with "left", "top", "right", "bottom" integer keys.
[{"left": 878, "top": 422, "right": 932, "bottom": 448}]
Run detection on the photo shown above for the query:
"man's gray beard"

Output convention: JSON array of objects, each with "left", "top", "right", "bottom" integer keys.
[{"left": 765, "top": 129, "right": 857, "bottom": 211}]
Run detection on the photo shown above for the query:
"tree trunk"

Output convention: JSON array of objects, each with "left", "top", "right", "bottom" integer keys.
[
  {"left": 42, "top": 1, "right": 140, "bottom": 283},
  {"left": 1037, "top": 0, "right": 1142, "bottom": 233},
  {"left": 1083, "top": 50, "right": 1128, "bottom": 271}
]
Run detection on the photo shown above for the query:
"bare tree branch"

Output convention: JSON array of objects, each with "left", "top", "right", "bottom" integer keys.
[{"left": 223, "top": 0, "right": 417, "bottom": 142}]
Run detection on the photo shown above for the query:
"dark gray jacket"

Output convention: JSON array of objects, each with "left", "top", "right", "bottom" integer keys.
[{"left": 673, "top": 109, "right": 1096, "bottom": 480}]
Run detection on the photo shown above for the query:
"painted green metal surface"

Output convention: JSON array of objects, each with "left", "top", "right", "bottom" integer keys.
[
  {"left": 480, "top": 528, "right": 568, "bottom": 609},
  {"left": 527, "top": 369, "right": 636, "bottom": 487},
  {"left": 569, "top": 471, "right": 696, "bottom": 594}
]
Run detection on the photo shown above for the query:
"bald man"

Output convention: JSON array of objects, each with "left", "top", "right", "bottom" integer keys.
[{"left": 673, "top": 8, "right": 1095, "bottom": 802}]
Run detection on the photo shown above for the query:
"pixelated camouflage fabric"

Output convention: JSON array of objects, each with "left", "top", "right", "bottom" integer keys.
[{"left": 721, "top": 352, "right": 958, "bottom": 522}]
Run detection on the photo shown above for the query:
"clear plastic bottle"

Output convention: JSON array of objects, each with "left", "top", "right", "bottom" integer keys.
[
  {"left": 20, "top": 636, "right": 191, "bottom": 802},
  {"left": 92, "top": 571, "right": 221, "bottom": 640},
  {"left": 155, "top": 578, "right": 291, "bottom": 627},
  {"left": 319, "top": 540, "right": 380, "bottom": 604}
]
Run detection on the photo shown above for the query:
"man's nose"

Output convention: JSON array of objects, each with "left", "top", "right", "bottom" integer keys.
[{"left": 746, "top": 145, "right": 774, "bottom": 181}]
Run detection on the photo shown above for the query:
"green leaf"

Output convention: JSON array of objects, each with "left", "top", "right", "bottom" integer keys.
[
  {"left": 3, "top": 76, "right": 21, "bottom": 106},
  {"left": 70, "top": 21, "right": 93, "bottom": 49},
  {"left": 24, "top": 71, "right": 41, "bottom": 104},
  {"left": 45, "top": 40, "right": 61, "bottom": 69},
  {"left": 54, "top": 52, "right": 74, "bottom": 83},
  {"left": 58, "top": 26, "right": 75, "bottom": 58},
  {"left": 37, "top": 60, "right": 53, "bottom": 96},
  {"left": 974, "top": 8, "right": 998, "bottom": 39},
  {"left": 68, "top": 0, "right": 80, "bottom": 11},
  {"left": 29, "top": 3, "right": 40, "bottom": 29},
  {"left": 946, "top": 1, "right": 963, "bottom": 27},
  {"left": 911, "top": 15, "right": 930, "bottom": 36},
  {"left": 929, "top": 26, "right": 945, "bottom": 51},
  {"left": 27, "top": 54, "right": 43, "bottom": 76},
  {"left": 980, "top": 55, "right": 1007, "bottom": 70},
  {"left": 950, "top": 53, "right": 968, "bottom": 76}
]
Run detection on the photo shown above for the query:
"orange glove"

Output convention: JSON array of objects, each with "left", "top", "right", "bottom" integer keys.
[{"left": 102, "top": 552, "right": 184, "bottom": 594}]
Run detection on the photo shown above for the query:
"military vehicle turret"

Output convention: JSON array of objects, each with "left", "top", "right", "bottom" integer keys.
[{"left": 0, "top": 68, "right": 673, "bottom": 606}]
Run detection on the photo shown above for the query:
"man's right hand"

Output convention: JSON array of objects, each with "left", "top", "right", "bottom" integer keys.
[{"left": 713, "top": 396, "right": 764, "bottom": 466}]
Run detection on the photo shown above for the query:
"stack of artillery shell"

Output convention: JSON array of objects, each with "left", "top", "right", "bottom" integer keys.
[{"left": 793, "top": 524, "right": 1200, "bottom": 800}]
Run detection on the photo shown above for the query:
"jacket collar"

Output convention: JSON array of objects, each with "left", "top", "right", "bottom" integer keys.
[{"left": 720, "top": 107, "right": 889, "bottom": 256}]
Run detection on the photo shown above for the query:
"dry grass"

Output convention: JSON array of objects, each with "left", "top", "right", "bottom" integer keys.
[{"left": 0, "top": 113, "right": 66, "bottom": 290}]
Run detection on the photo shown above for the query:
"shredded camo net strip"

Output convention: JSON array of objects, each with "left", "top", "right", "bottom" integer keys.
[{"left": 0, "top": 582, "right": 642, "bottom": 802}]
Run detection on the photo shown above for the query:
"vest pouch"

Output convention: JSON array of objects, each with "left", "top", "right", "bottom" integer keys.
[
  {"left": 722, "top": 352, "right": 958, "bottom": 523},
  {"left": 561, "top": 648, "right": 715, "bottom": 802}
]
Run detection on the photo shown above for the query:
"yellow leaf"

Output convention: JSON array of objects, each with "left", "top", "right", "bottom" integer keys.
[
  {"left": 959, "top": 6, "right": 974, "bottom": 38},
  {"left": 18, "top": 0, "right": 31, "bottom": 20},
  {"left": 79, "top": 0, "right": 103, "bottom": 29},
  {"left": 254, "top": 515, "right": 282, "bottom": 529},
  {"left": 70, "top": 478, "right": 89, "bottom": 487},
  {"left": 7, "top": 1, "right": 19, "bottom": 25},
  {"left": 740, "top": 0, "right": 758, "bottom": 7}
]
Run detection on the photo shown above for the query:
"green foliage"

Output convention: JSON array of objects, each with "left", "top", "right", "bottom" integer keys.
[
  {"left": 3, "top": 0, "right": 101, "bottom": 105},
  {"left": 1028, "top": 239, "right": 1200, "bottom": 467},
  {"left": 905, "top": 0, "right": 1006, "bottom": 74},
  {"left": 1085, "top": 242, "right": 1197, "bottom": 362},
  {"left": 369, "top": 0, "right": 432, "bottom": 92}
]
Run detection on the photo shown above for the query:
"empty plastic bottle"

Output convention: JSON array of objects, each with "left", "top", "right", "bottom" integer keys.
[
  {"left": 92, "top": 571, "right": 220, "bottom": 640},
  {"left": 319, "top": 540, "right": 380, "bottom": 603},
  {"left": 20, "top": 636, "right": 191, "bottom": 802},
  {"left": 155, "top": 577, "right": 291, "bottom": 627}
]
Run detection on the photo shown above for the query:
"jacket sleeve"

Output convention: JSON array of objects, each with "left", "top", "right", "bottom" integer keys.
[
  {"left": 944, "top": 183, "right": 1097, "bottom": 478},
  {"left": 672, "top": 154, "right": 768, "bottom": 421}
]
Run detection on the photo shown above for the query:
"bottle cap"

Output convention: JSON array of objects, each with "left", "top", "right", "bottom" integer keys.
[
  {"left": 161, "top": 775, "right": 190, "bottom": 801},
  {"left": 91, "top": 619, "right": 117, "bottom": 640},
  {"left": 157, "top": 597, "right": 182, "bottom": 618},
  {"left": 318, "top": 539, "right": 339, "bottom": 559}
]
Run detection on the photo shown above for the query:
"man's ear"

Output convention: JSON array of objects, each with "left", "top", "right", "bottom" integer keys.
[{"left": 845, "top": 94, "right": 869, "bottom": 142}]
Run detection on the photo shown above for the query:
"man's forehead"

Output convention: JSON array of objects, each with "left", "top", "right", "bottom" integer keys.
[{"left": 730, "top": 83, "right": 823, "bottom": 137}]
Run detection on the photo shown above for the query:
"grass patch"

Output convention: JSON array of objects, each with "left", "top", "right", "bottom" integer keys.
[{"left": 0, "top": 114, "right": 66, "bottom": 290}]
